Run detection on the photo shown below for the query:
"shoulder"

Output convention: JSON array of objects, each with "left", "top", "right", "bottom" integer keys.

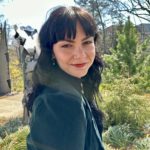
[
  {"left": 34, "top": 85, "right": 82, "bottom": 104},
  {"left": 32, "top": 86, "right": 85, "bottom": 120},
  {"left": 28, "top": 87, "right": 87, "bottom": 150}
]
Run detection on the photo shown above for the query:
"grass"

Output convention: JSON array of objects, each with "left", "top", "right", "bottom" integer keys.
[
  {"left": 0, "top": 117, "right": 23, "bottom": 139},
  {"left": 0, "top": 126, "right": 29, "bottom": 150}
]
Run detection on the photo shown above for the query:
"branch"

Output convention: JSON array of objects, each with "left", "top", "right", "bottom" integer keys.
[{"left": 116, "top": 0, "right": 150, "bottom": 22}]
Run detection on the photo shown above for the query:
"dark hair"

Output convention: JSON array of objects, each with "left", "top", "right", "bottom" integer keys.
[{"left": 27, "top": 5, "right": 104, "bottom": 133}]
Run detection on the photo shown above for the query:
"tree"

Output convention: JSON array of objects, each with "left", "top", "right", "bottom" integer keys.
[
  {"left": 74, "top": 0, "right": 125, "bottom": 53},
  {"left": 105, "top": 18, "right": 139, "bottom": 77},
  {"left": 0, "top": 0, "right": 12, "bottom": 95},
  {"left": 111, "top": 0, "right": 150, "bottom": 22}
]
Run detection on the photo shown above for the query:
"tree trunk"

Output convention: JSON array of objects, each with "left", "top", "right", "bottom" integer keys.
[{"left": 0, "top": 21, "right": 11, "bottom": 95}]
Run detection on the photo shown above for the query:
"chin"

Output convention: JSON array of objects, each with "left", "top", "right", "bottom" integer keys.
[{"left": 73, "top": 72, "right": 88, "bottom": 78}]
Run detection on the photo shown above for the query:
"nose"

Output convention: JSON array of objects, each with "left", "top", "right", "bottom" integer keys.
[{"left": 73, "top": 46, "right": 86, "bottom": 59}]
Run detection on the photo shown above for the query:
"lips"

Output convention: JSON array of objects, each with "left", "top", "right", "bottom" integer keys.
[{"left": 72, "top": 63, "right": 87, "bottom": 68}]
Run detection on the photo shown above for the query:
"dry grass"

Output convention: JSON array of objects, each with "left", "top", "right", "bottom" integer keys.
[{"left": 0, "top": 93, "right": 23, "bottom": 125}]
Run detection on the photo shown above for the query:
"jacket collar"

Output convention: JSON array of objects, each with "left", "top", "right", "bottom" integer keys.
[{"left": 50, "top": 66, "right": 83, "bottom": 94}]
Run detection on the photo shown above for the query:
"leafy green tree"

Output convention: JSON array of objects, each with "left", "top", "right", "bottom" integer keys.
[
  {"left": 136, "top": 39, "right": 150, "bottom": 91},
  {"left": 106, "top": 17, "right": 139, "bottom": 77}
]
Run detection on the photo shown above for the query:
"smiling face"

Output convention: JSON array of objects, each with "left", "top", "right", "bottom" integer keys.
[{"left": 53, "top": 22, "right": 96, "bottom": 78}]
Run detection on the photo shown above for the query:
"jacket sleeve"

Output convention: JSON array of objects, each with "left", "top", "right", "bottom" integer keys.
[{"left": 27, "top": 91, "right": 87, "bottom": 150}]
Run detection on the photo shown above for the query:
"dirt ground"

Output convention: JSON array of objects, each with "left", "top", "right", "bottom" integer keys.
[{"left": 0, "top": 93, "right": 24, "bottom": 124}]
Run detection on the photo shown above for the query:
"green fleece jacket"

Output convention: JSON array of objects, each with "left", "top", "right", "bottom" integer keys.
[{"left": 27, "top": 68, "right": 104, "bottom": 150}]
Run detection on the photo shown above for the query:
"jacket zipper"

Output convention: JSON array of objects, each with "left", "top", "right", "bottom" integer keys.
[{"left": 81, "top": 82, "right": 84, "bottom": 95}]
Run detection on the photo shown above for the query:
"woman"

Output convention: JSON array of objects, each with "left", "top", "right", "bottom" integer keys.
[{"left": 27, "top": 5, "right": 105, "bottom": 150}]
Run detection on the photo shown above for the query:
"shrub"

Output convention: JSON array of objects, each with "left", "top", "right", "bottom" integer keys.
[
  {"left": 103, "top": 143, "right": 116, "bottom": 150},
  {"left": 9, "top": 49, "right": 24, "bottom": 92},
  {"left": 0, "top": 126, "right": 29, "bottom": 150},
  {"left": 0, "top": 118, "right": 23, "bottom": 139},
  {"left": 101, "top": 78, "right": 150, "bottom": 130},
  {"left": 103, "top": 124, "right": 134, "bottom": 148},
  {"left": 134, "top": 137, "right": 150, "bottom": 150},
  {"left": 9, "top": 59, "right": 24, "bottom": 92}
]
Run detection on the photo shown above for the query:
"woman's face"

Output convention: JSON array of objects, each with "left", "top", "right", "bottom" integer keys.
[{"left": 53, "top": 22, "right": 96, "bottom": 78}]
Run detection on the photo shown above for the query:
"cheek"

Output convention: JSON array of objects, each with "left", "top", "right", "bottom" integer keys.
[
  {"left": 54, "top": 51, "right": 71, "bottom": 66},
  {"left": 88, "top": 47, "right": 96, "bottom": 60},
  {"left": 54, "top": 53, "right": 64, "bottom": 63},
  {"left": 53, "top": 45, "right": 64, "bottom": 62},
  {"left": 91, "top": 52, "right": 96, "bottom": 63}
]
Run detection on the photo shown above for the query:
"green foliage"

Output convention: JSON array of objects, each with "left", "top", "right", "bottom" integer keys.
[
  {"left": 98, "top": 11, "right": 150, "bottom": 150},
  {"left": 134, "top": 137, "right": 150, "bottom": 150},
  {"left": 9, "top": 49, "right": 24, "bottom": 92},
  {"left": 103, "top": 143, "right": 116, "bottom": 150},
  {"left": 103, "top": 124, "right": 134, "bottom": 148},
  {"left": 106, "top": 18, "right": 139, "bottom": 77},
  {"left": 103, "top": 124, "right": 150, "bottom": 149},
  {"left": 136, "top": 37, "right": 150, "bottom": 68},
  {"left": 9, "top": 59, "right": 24, "bottom": 92},
  {"left": 101, "top": 78, "right": 150, "bottom": 129},
  {"left": 0, "top": 118, "right": 23, "bottom": 139},
  {"left": 103, "top": 33, "right": 150, "bottom": 92},
  {"left": 0, "top": 126, "right": 29, "bottom": 150},
  {"left": 134, "top": 37, "right": 150, "bottom": 92},
  {"left": 138, "top": 56, "right": 150, "bottom": 92}
]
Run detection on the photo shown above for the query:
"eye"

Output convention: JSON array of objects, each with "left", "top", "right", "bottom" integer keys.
[
  {"left": 83, "top": 40, "right": 93, "bottom": 45},
  {"left": 61, "top": 44, "right": 73, "bottom": 48}
]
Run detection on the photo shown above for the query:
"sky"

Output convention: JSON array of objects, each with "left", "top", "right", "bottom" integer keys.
[
  {"left": 1, "top": 0, "right": 148, "bottom": 30},
  {"left": 1, "top": 0, "right": 75, "bottom": 30},
  {"left": 0, "top": 0, "right": 76, "bottom": 48},
  {"left": 1, "top": 0, "right": 148, "bottom": 49}
]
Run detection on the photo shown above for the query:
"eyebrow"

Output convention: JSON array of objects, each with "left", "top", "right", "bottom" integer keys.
[{"left": 62, "top": 36, "right": 93, "bottom": 43}]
